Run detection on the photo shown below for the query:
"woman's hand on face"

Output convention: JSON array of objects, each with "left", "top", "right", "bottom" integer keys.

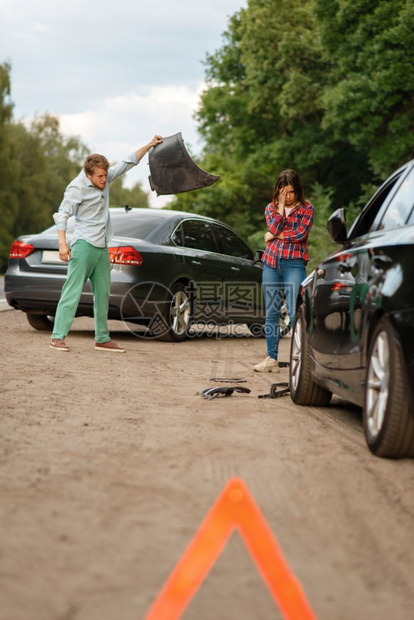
[{"left": 278, "top": 187, "right": 288, "bottom": 212}]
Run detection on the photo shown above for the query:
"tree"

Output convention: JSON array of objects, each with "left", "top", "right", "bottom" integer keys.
[
  {"left": 109, "top": 177, "right": 149, "bottom": 208},
  {"left": 28, "top": 114, "right": 88, "bottom": 217},
  {"left": 314, "top": 0, "right": 414, "bottom": 178},
  {"left": 0, "top": 62, "right": 19, "bottom": 271},
  {"left": 7, "top": 115, "right": 89, "bottom": 244},
  {"left": 172, "top": 1, "right": 369, "bottom": 234},
  {"left": 172, "top": 0, "right": 412, "bottom": 268},
  {"left": 0, "top": 106, "right": 89, "bottom": 271}
]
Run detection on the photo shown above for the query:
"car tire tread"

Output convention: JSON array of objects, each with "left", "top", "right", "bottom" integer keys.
[
  {"left": 289, "top": 305, "right": 332, "bottom": 407},
  {"left": 364, "top": 318, "right": 414, "bottom": 458},
  {"left": 26, "top": 312, "right": 54, "bottom": 331}
]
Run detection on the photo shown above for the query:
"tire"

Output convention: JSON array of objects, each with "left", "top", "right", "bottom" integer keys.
[
  {"left": 26, "top": 313, "right": 54, "bottom": 331},
  {"left": 279, "top": 300, "right": 291, "bottom": 337},
  {"left": 248, "top": 301, "right": 290, "bottom": 339},
  {"left": 156, "top": 283, "right": 194, "bottom": 342},
  {"left": 364, "top": 318, "right": 414, "bottom": 458},
  {"left": 289, "top": 305, "right": 332, "bottom": 406},
  {"left": 247, "top": 323, "right": 265, "bottom": 338}
]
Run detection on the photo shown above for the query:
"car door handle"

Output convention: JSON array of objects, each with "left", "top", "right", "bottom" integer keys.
[
  {"left": 192, "top": 260, "right": 202, "bottom": 266},
  {"left": 231, "top": 266, "right": 240, "bottom": 272},
  {"left": 372, "top": 254, "right": 393, "bottom": 270}
]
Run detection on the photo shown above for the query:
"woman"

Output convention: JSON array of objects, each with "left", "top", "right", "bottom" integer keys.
[{"left": 254, "top": 169, "right": 314, "bottom": 372}]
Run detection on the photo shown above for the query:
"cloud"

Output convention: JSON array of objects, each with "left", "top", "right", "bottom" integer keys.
[
  {"left": 3, "top": 0, "right": 244, "bottom": 112},
  {"left": 1, "top": 0, "right": 246, "bottom": 206}
]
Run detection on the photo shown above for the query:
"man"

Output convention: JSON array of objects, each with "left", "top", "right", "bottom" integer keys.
[{"left": 50, "top": 135, "right": 163, "bottom": 352}]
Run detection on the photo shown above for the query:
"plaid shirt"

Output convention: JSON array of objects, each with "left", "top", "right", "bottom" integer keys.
[{"left": 262, "top": 201, "right": 314, "bottom": 268}]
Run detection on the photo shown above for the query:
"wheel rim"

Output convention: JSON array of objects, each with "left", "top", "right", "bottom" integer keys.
[
  {"left": 170, "top": 290, "right": 191, "bottom": 335},
  {"left": 290, "top": 318, "right": 302, "bottom": 392},
  {"left": 366, "top": 331, "right": 390, "bottom": 439},
  {"left": 279, "top": 306, "right": 290, "bottom": 334}
]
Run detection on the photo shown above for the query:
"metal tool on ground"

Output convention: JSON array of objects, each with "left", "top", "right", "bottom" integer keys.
[
  {"left": 258, "top": 382, "right": 290, "bottom": 399},
  {"left": 202, "top": 386, "right": 251, "bottom": 400},
  {"left": 209, "top": 377, "right": 247, "bottom": 383}
]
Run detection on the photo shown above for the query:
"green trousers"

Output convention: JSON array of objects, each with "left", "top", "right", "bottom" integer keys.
[{"left": 52, "top": 240, "right": 111, "bottom": 343}]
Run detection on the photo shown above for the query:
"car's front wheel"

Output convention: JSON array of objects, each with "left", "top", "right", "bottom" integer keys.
[
  {"left": 247, "top": 300, "right": 291, "bottom": 338},
  {"left": 156, "top": 282, "right": 194, "bottom": 342},
  {"left": 364, "top": 318, "right": 414, "bottom": 458},
  {"left": 279, "top": 300, "right": 291, "bottom": 337},
  {"left": 26, "top": 312, "right": 54, "bottom": 331},
  {"left": 289, "top": 305, "right": 332, "bottom": 406},
  {"left": 247, "top": 323, "right": 265, "bottom": 337}
]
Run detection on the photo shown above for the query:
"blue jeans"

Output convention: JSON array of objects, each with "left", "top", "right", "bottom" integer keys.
[{"left": 262, "top": 260, "right": 306, "bottom": 359}]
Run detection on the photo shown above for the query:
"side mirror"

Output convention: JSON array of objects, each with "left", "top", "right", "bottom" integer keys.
[
  {"left": 254, "top": 249, "right": 264, "bottom": 262},
  {"left": 327, "top": 208, "right": 348, "bottom": 243}
]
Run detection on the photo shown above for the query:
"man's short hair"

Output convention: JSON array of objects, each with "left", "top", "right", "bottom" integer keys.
[{"left": 84, "top": 154, "right": 110, "bottom": 175}]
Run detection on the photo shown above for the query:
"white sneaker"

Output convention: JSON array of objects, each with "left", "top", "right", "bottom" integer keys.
[{"left": 253, "top": 356, "right": 280, "bottom": 373}]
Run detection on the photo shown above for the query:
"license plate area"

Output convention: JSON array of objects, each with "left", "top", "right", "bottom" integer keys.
[{"left": 41, "top": 250, "right": 64, "bottom": 264}]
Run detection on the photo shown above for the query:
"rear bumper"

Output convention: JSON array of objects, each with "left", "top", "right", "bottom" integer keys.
[{"left": 4, "top": 273, "right": 164, "bottom": 323}]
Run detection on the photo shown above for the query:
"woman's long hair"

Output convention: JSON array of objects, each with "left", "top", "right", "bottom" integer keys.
[{"left": 272, "top": 169, "right": 305, "bottom": 205}]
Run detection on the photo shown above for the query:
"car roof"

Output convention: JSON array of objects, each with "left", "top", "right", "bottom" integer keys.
[{"left": 109, "top": 207, "right": 217, "bottom": 223}]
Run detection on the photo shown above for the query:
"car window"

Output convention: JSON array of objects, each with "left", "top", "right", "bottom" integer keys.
[
  {"left": 111, "top": 215, "right": 166, "bottom": 238},
  {"left": 368, "top": 168, "right": 414, "bottom": 233},
  {"left": 212, "top": 223, "right": 253, "bottom": 259},
  {"left": 382, "top": 167, "right": 414, "bottom": 229},
  {"left": 348, "top": 173, "right": 403, "bottom": 238},
  {"left": 171, "top": 224, "right": 183, "bottom": 246},
  {"left": 179, "top": 220, "right": 219, "bottom": 253}
]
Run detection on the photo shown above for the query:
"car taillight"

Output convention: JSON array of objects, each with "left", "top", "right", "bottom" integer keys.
[
  {"left": 337, "top": 252, "right": 351, "bottom": 261},
  {"left": 331, "top": 281, "right": 349, "bottom": 292},
  {"left": 108, "top": 245, "right": 143, "bottom": 266},
  {"left": 9, "top": 240, "right": 35, "bottom": 259}
]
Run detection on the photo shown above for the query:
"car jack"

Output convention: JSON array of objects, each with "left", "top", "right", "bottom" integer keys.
[{"left": 258, "top": 382, "right": 290, "bottom": 399}]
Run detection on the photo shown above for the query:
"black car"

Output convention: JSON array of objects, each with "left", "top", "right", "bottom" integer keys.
[
  {"left": 5, "top": 208, "right": 289, "bottom": 342},
  {"left": 289, "top": 160, "right": 414, "bottom": 458}
]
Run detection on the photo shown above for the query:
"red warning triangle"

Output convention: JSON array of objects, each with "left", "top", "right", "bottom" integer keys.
[{"left": 143, "top": 478, "right": 317, "bottom": 620}]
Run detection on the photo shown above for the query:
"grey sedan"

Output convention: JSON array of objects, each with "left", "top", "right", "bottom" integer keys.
[{"left": 5, "top": 208, "right": 290, "bottom": 342}]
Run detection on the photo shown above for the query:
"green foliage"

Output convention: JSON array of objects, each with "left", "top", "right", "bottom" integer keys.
[
  {"left": 173, "top": 0, "right": 413, "bottom": 263},
  {"left": 314, "top": 0, "right": 414, "bottom": 177},
  {"left": 0, "top": 62, "right": 19, "bottom": 272},
  {"left": 109, "top": 177, "right": 149, "bottom": 208},
  {"left": 306, "top": 183, "right": 337, "bottom": 271},
  {"left": 0, "top": 111, "right": 90, "bottom": 271},
  {"left": 11, "top": 115, "right": 88, "bottom": 234}
]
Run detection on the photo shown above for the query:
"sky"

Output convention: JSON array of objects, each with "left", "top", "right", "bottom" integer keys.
[{"left": 0, "top": 0, "right": 246, "bottom": 206}]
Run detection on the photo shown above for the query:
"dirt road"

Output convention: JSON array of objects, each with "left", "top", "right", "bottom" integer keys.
[{"left": 1, "top": 309, "right": 413, "bottom": 620}]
